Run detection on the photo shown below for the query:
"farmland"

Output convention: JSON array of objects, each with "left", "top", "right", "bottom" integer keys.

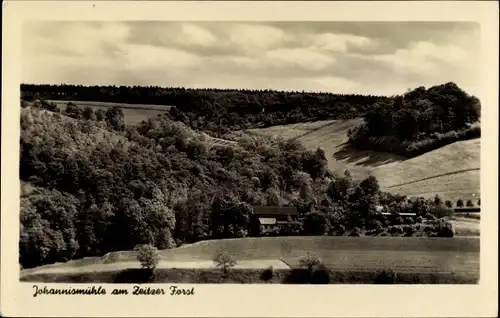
[
  {"left": 247, "top": 119, "right": 480, "bottom": 203},
  {"left": 48, "top": 100, "right": 171, "bottom": 125},
  {"left": 20, "top": 236, "right": 479, "bottom": 283},
  {"left": 22, "top": 236, "right": 480, "bottom": 272}
]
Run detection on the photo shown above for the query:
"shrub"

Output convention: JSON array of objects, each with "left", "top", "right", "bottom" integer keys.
[
  {"left": 416, "top": 216, "right": 424, "bottom": 223},
  {"left": 456, "top": 199, "right": 464, "bottom": 208},
  {"left": 435, "top": 220, "right": 455, "bottom": 237},
  {"left": 445, "top": 200, "right": 453, "bottom": 208},
  {"left": 310, "top": 264, "right": 330, "bottom": 284},
  {"left": 335, "top": 224, "right": 346, "bottom": 236},
  {"left": 299, "top": 253, "right": 323, "bottom": 272},
  {"left": 433, "top": 204, "right": 454, "bottom": 218},
  {"left": 260, "top": 266, "right": 274, "bottom": 282},
  {"left": 348, "top": 227, "right": 361, "bottom": 236},
  {"left": 403, "top": 225, "right": 416, "bottom": 237},
  {"left": 404, "top": 217, "right": 414, "bottom": 225},
  {"left": 213, "top": 247, "right": 237, "bottom": 275},
  {"left": 466, "top": 200, "right": 474, "bottom": 207},
  {"left": 136, "top": 244, "right": 160, "bottom": 271},
  {"left": 389, "top": 226, "right": 399, "bottom": 235},
  {"left": 374, "top": 269, "right": 397, "bottom": 284}
]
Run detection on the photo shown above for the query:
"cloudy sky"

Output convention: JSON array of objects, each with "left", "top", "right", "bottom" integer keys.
[{"left": 22, "top": 21, "right": 481, "bottom": 96}]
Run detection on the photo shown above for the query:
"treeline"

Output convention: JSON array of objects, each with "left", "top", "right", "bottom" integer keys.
[
  {"left": 348, "top": 82, "right": 481, "bottom": 156},
  {"left": 20, "top": 104, "right": 455, "bottom": 270},
  {"left": 21, "top": 83, "right": 388, "bottom": 134}
]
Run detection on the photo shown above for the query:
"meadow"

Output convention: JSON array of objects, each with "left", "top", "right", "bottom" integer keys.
[
  {"left": 247, "top": 120, "right": 480, "bottom": 203},
  {"left": 21, "top": 236, "right": 479, "bottom": 281}
]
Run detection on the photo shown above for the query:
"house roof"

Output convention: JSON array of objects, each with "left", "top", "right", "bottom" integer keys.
[
  {"left": 258, "top": 217, "right": 277, "bottom": 225},
  {"left": 252, "top": 206, "right": 298, "bottom": 216}
]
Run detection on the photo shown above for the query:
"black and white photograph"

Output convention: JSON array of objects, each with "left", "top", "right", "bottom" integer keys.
[{"left": 2, "top": 1, "right": 498, "bottom": 317}]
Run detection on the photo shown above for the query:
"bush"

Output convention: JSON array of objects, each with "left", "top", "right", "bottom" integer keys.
[
  {"left": 416, "top": 216, "right": 424, "bottom": 223},
  {"left": 299, "top": 253, "right": 323, "bottom": 271},
  {"left": 435, "top": 220, "right": 455, "bottom": 237},
  {"left": 335, "top": 224, "right": 346, "bottom": 236},
  {"left": 136, "top": 244, "right": 160, "bottom": 271},
  {"left": 260, "top": 266, "right": 274, "bottom": 282},
  {"left": 310, "top": 264, "right": 330, "bottom": 284},
  {"left": 395, "top": 216, "right": 404, "bottom": 225},
  {"left": 389, "top": 226, "right": 400, "bottom": 235},
  {"left": 433, "top": 204, "right": 454, "bottom": 218},
  {"left": 213, "top": 247, "right": 237, "bottom": 275},
  {"left": 348, "top": 227, "right": 361, "bottom": 236},
  {"left": 403, "top": 225, "right": 416, "bottom": 237},
  {"left": 405, "top": 217, "right": 414, "bottom": 225},
  {"left": 374, "top": 269, "right": 397, "bottom": 284}
]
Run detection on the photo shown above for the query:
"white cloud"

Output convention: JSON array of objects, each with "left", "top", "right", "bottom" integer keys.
[
  {"left": 266, "top": 48, "right": 336, "bottom": 70},
  {"left": 311, "top": 33, "right": 375, "bottom": 52},
  {"left": 371, "top": 41, "right": 471, "bottom": 75},
  {"left": 227, "top": 24, "right": 287, "bottom": 52},
  {"left": 121, "top": 44, "right": 201, "bottom": 71},
  {"left": 174, "top": 23, "right": 217, "bottom": 47}
]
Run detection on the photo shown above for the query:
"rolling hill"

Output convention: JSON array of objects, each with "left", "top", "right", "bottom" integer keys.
[{"left": 247, "top": 119, "right": 480, "bottom": 203}]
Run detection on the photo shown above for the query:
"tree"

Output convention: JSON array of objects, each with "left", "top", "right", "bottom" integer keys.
[
  {"left": 466, "top": 200, "right": 474, "bottom": 207},
  {"left": 82, "top": 106, "right": 97, "bottom": 121},
  {"left": 456, "top": 199, "right": 464, "bottom": 208},
  {"left": 136, "top": 244, "right": 160, "bottom": 271},
  {"left": 477, "top": 199, "right": 480, "bottom": 206},
  {"left": 105, "top": 107, "right": 125, "bottom": 131},
  {"left": 303, "top": 211, "right": 329, "bottom": 236},
  {"left": 213, "top": 247, "right": 236, "bottom": 275},
  {"left": 434, "top": 195, "right": 442, "bottom": 206},
  {"left": 210, "top": 193, "right": 252, "bottom": 239},
  {"left": 65, "top": 102, "right": 81, "bottom": 119},
  {"left": 444, "top": 200, "right": 452, "bottom": 208}
]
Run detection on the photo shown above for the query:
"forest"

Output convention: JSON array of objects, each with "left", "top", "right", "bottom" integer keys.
[
  {"left": 20, "top": 96, "right": 455, "bottom": 270},
  {"left": 21, "top": 84, "right": 388, "bottom": 135},
  {"left": 347, "top": 82, "right": 481, "bottom": 156}
]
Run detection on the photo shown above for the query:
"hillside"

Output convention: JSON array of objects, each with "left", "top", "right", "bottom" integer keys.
[{"left": 249, "top": 119, "right": 480, "bottom": 202}]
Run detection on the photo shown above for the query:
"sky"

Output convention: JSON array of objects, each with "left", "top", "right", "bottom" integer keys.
[{"left": 22, "top": 21, "right": 481, "bottom": 96}]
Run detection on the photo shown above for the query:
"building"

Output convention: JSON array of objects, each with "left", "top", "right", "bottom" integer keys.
[{"left": 250, "top": 206, "right": 299, "bottom": 235}]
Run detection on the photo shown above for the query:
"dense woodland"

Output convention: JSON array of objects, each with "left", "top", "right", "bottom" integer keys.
[
  {"left": 21, "top": 84, "right": 388, "bottom": 135},
  {"left": 348, "top": 82, "right": 481, "bottom": 156},
  {"left": 20, "top": 96, "right": 456, "bottom": 269}
]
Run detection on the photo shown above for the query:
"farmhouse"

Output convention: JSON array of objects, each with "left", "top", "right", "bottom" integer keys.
[{"left": 251, "top": 206, "right": 299, "bottom": 234}]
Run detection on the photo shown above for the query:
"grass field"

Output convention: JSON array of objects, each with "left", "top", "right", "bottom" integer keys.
[
  {"left": 21, "top": 267, "right": 476, "bottom": 284},
  {"left": 248, "top": 119, "right": 480, "bottom": 202},
  {"left": 48, "top": 100, "right": 172, "bottom": 125},
  {"left": 21, "top": 236, "right": 479, "bottom": 282}
]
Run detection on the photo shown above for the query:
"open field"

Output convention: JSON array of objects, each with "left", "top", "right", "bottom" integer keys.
[
  {"left": 21, "top": 268, "right": 476, "bottom": 284},
  {"left": 48, "top": 100, "right": 172, "bottom": 125},
  {"left": 21, "top": 236, "right": 479, "bottom": 282},
  {"left": 248, "top": 119, "right": 480, "bottom": 202}
]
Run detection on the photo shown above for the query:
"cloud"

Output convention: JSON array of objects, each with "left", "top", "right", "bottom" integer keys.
[
  {"left": 22, "top": 21, "right": 481, "bottom": 96},
  {"left": 227, "top": 24, "right": 287, "bottom": 52},
  {"left": 370, "top": 41, "right": 472, "bottom": 76},
  {"left": 310, "top": 33, "right": 376, "bottom": 53}
]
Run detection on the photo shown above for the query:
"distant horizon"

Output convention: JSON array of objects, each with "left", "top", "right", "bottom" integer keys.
[{"left": 20, "top": 80, "right": 480, "bottom": 98}]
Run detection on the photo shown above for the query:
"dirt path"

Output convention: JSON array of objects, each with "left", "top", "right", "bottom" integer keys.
[{"left": 21, "top": 259, "right": 291, "bottom": 276}]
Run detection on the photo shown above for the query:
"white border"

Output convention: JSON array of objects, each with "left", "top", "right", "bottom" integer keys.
[{"left": 2, "top": 1, "right": 498, "bottom": 317}]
